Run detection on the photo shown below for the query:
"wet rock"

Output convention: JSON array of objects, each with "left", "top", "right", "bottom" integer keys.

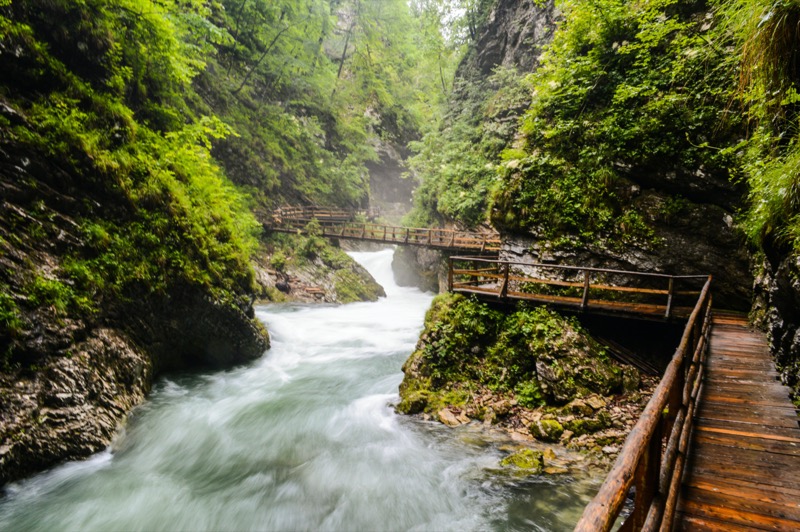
[
  {"left": 397, "top": 391, "right": 428, "bottom": 415},
  {"left": 530, "top": 419, "right": 564, "bottom": 442},
  {"left": 500, "top": 449, "right": 544, "bottom": 474},
  {"left": 586, "top": 395, "right": 607, "bottom": 411},
  {"left": 490, "top": 399, "right": 514, "bottom": 417},
  {"left": 438, "top": 408, "right": 464, "bottom": 427},
  {"left": 564, "top": 411, "right": 613, "bottom": 437},
  {"left": 566, "top": 398, "right": 594, "bottom": 416},
  {"left": 622, "top": 367, "right": 640, "bottom": 393},
  {"left": 392, "top": 247, "right": 446, "bottom": 293},
  {"left": 1, "top": 329, "right": 152, "bottom": 485}
]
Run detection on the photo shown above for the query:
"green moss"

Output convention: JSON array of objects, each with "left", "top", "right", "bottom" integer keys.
[
  {"left": 396, "top": 390, "right": 429, "bottom": 415},
  {"left": 500, "top": 449, "right": 544, "bottom": 473},
  {"left": 530, "top": 419, "right": 564, "bottom": 442},
  {"left": 399, "top": 296, "right": 634, "bottom": 412},
  {"left": 333, "top": 269, "right": 382, "bottom": 303},
  {"left": 563, "top": 411, "right": 612, "bottom": 437}
]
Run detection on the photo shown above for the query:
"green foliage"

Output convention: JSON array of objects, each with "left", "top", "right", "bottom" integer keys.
[
  {"left": 514, "top": 380, "right": 546, "bottom": 408},
  {"left": 743, "top": 143, "right": 800, "bottom": 248},
  {"left": 725, "top": 0, "right": 800, "bottom": 253},
  {"left": 407, "top": 66, "right": 533, "bottom": 228},
  {"left": 488, "top": 0, "right": 744, "bottom": 247},
  {"left": 420, "top": 293, "right": 503, "bottom": 384},
  {"left": 28, "top": 277, "right": 84, "bottom": 315},
  {"left": 0, "top": 290, "right": 22, "bottom": 338},
  {"left": 270, "top": 251, "right": 287, "bottom": 272},
  {"left": 199, "top": 0, "right": 456, "bottom": 209},
  {"left": 1, "top": 0, "right": 261, "bottom": 314}
]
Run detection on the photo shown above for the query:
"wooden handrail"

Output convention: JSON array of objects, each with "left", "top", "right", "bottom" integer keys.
[
  {"left": 574, "top": 277, "right": 712, "bottom": 531},
  {"left": 267, "top": 211, "right": 501, "bottom": 253},
  {"left": 450, "top": 255, "right": 708, "bottom": 281},
  {"left": 448, "top": 257, "right": 708, "bottom": 319}
]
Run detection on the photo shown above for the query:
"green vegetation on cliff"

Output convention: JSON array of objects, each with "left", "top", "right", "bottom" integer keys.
[
  {"left": 0, "top": 0, "right": 265, "bottom": 367},
  {"left": 490, "top": 0, "right": 744, "bottom": 247},
  {"left": 398, "top": 293, "right": 638, "bottom": 416}
]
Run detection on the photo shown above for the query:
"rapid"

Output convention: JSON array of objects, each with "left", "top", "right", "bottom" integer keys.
[{"left": 0, "top": 249, "right": 599, "bottom": 531}]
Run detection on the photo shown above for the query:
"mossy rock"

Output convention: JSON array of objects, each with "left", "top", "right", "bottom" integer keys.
[
  {"left": 530, "top": 419, "right": 564, "bottom": 442},
  {"left": 622, "top": 366, "right": 640, "bottom": 392},
  {"left": 500, "top": 449, "right": 544, "bottom": 473},
  {"left": 563, "top": 411, "right": 612, "bottom": 437},
  {"left": 333, "top": 269, "right": 385, "bottom": 303},
  {"left": 397, "top": 390, "right": 429, "bottom": 414}
]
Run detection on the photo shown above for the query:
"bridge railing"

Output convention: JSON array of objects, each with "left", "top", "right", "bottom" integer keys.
[
  {"left": 271, "top": 206, "right": 374, "bottom": 225},
  {"left": 269, "top": 213, "right": 501, "bottom": 253},
  {"left": 575, "top": 276, "right": 713, "bottom": 531},
  {"left": 447, "top": 256, "right": 708, "bottom": 318}
]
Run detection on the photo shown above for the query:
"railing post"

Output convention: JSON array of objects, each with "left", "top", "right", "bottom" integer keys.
[
  {"left": 631, "top": 421, "right": 663, "bottom": 530},
  {"left": 500, "top": 263, "right": 509, "bottom": 299},
  {"left": 581, "top": 270, "right": 591, "bottom": 309},
  {"left": 666, "top": 277, "right": 675, "bottom": 318},
  {"left": 404, "top": 228, "right": 409, "bottom": 244},
  {"left": 448, "top": 258, "right": 454, "bottom": 291}
]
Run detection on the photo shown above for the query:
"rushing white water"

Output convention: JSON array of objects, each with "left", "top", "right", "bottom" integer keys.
[{"left": 0, "top": 249, "right": 599, "bottom": 531}]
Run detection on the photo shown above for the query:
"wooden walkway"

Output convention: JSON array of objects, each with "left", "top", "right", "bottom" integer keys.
[
  {"left": 676, "top": 314, "right": 800, "bottom": 531},
  {"left": 265, "top": 206, "right": 501, "bottom": 253}
]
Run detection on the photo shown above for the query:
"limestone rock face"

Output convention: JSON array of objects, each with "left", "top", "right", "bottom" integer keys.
[
  {"left": 500, "top": 199, "right": 751, "bottom": 311},
  {"left": 0, "top": 329, "right": 151, "bottom": 485},
  {"left": 391, "top": 247, "right": 446, "bottom": 294},
  {"left": 753, "top": 254, "right": 800, "bottom": 401},
  {"left": 459, "top": 0, "right": 557, "bottom": 78}
]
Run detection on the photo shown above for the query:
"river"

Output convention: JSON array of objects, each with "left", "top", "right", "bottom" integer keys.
[{"left": 0, "top": 249, "right": 600, "bottom": 531}]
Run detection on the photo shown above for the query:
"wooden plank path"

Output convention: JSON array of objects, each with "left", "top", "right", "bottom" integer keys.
[{"left": 676, "top": 314, "right": 800, "bottom": 531}]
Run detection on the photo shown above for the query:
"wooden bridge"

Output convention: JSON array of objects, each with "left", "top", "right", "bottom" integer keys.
[
  {"left": 447, "top": 257, "right": 799, "bottom": 531},
  {"left": 265, "top": 206, "right": 501, "bottom": 253}
]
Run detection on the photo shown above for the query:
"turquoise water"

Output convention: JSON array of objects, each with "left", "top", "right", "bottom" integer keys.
[{"left": 0, "top": 249, "right": 599, "bottom": 531}]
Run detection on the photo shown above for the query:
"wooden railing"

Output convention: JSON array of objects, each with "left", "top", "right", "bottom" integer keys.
[
  {"left": 575, "top": 277, "right": 713, "bottom": 531},
  {"left": 267, "top": 208, "right": 501, "bottom": 253},
  {"left": 271, "top": 206, "right": 377, "bottom": 225},
  {"left": 448, "top": 256, "right": 708, "bottom": 319}
]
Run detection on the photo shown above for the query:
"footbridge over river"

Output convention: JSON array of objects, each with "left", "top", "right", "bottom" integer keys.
[
  {"left": 266, "top": 208, "right": 799, "bottom": 530},
  {"left": 265, "top": 206, "right": 501, "bottom": 253}
]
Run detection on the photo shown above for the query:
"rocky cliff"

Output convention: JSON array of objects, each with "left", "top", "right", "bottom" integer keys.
[
  {"left": 486, "top": 0, "right": 753, "bottom": 311},
  {"left": 753, "top": 252, "right": 800, "bottom": 403},
  {"left": 0, "top": 110, "right": 269, "bottom": 485}
]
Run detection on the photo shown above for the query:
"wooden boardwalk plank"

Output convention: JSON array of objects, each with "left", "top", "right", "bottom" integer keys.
[{"left": 678, "top": 316, "right": 800, "bottom": 531}]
